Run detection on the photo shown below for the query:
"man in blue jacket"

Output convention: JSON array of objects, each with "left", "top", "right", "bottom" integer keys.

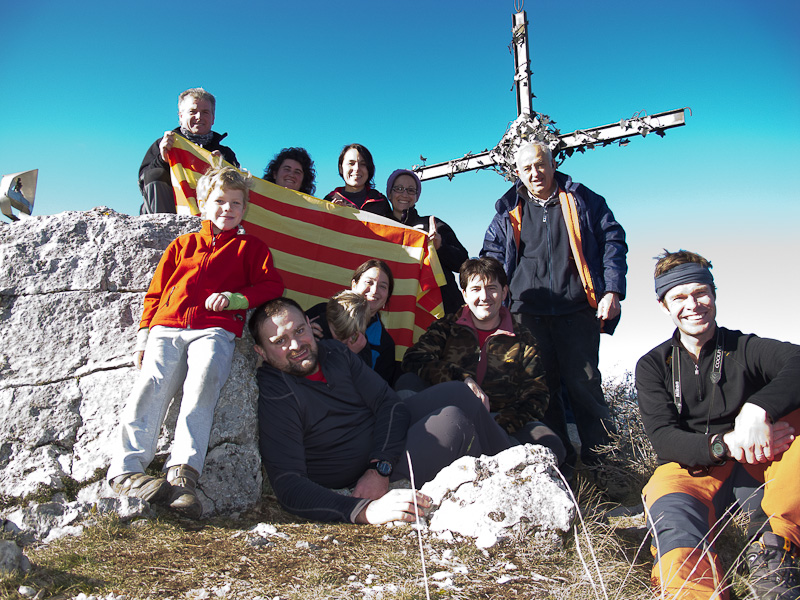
[{"left": 481, "top": 141, "right": 627, "bottom": 473}]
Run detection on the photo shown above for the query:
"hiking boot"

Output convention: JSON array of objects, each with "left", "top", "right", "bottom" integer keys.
[
  {"left": 166, "top": 464, "right": 202, "bottom": 519},
  {"left": 745, "top": 532, "right": 800, "bottom": 600},
  {"left": 109, "top": 472, "right": 171, "bottom": 504}
]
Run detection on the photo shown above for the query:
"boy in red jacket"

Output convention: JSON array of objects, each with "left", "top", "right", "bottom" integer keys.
[{"left": 107, "top": 164, "right": 284, "bottom": 518}]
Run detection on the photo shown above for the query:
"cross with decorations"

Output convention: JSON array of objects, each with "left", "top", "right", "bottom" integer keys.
[{"left": 412, "top": 8, "right": 688, "bottom": 182}]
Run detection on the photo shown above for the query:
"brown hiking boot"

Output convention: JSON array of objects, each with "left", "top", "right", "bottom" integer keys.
[
  {"left": 109, "top": 472, "right": 171, "bottom": 504},
  {"left": 745, "top": 532, "right": 800, "bottom": 600},
  {"left": 167, "top": 464, "right": 202, "bottom": 519}
]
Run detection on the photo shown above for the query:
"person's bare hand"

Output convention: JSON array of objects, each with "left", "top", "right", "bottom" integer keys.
[
  {"left": 769, "top": 420, "right": 796, "bottom": 458},
  {"left": 345, "top": 332, "right": 368, "bottom": 354},
  {"left": 205, "top": 293, "right": 230, "bottom": 312},
  {"left": 134, "top": 350, "right": 144, "bottom": 370},
  {"left": 596, "top": 292, "right": 621, "bottom": 322},
  {"left": 308, "top": 317, "right": 324, "bottom": 340},
  {"left": 355, "top": 489, "right": 432, "bottom": 525},
  {"left": 159, "top": 131, "right": 175, "bottom": 162},
  {"left": 428, "top": 216, "right": 442, "bottom": 250},
  {"left": 352, "top": 468, "right": 390, "bottom": 501},
  {"left": 464, "top": 377, "right": 491, "bottom": 412},
  {"left": 723, "top": 403, "right": 776, "bottom": 464}
]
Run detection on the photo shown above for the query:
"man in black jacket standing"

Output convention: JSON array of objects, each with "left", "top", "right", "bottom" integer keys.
[
  {"left": 636, "top": 249, "right": 800, "bottom": 600},
  {"left": 138, "top": 87, "right": 238, "bottom": 214},
  {"left": 481, "top": 141, "right": 627, "bottom": 473}
]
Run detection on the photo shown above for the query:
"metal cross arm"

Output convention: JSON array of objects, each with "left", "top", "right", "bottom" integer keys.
[
  {"left": 411, "top": 8, "right": 689, "bottom": 183},
  {"left": 413, "top": 107, "right": 689, "bottom": 182}
]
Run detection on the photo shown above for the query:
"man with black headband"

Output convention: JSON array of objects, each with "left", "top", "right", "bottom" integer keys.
[
  {"left": 636, "top": 249, "right": 800, "bottom": 599},
  {"left": 138, "top": 88, "right": 239, "bottom": 214}
]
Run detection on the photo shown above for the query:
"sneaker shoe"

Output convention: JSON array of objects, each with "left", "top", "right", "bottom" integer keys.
[
  {"left": 109, "top": 472, "right": 171, "bottom": 504},
  {"left": 745, "top": 532, "right": 800, "bottom": 600}
]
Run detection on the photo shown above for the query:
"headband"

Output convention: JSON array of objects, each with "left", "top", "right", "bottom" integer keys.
[{"left": 654, "top": 263, "right": 714, "bottom": 300}]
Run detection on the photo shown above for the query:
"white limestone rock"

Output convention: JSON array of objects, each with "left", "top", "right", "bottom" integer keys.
[
  {"left": 421, "top": 444, "right": 576, "bottom": 549},
  {"left": 0, "top": 208, "right": 267, "bottom": 523}
]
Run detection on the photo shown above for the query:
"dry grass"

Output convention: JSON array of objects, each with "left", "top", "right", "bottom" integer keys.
[
  {"left": 0, "top": 489, "right": 659, "bottom": 600},
  {"left": 0, "top": 375, "right": 760, "bottom": 600}
]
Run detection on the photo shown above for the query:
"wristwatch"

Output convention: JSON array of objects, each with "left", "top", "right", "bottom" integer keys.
[
  {"left": 710, "top": 433, "right": 729, "bottom": 463},
  {"left": 367, "top": 460, "right": 393, "bottom": 477}
]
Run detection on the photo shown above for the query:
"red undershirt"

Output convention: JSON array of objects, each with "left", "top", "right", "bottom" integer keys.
[{"left": 305, "top": 369, "right": 327, "bottom": 383}]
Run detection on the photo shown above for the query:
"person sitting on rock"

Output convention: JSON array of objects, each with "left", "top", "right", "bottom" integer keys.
[
  {"left": 323, "top": 143, "right": 391, "bottom": 216},
  {"left": 384, "top": 168, "right": 469, "bottom": 315},
  {"left": 250, "top": 297, "right": 512, "bottom": 524},
  {"left": 398, "top": 257, "right": 565, "bottom": 467},
  {"left": 306, "top": 259, "right": 399, "bottom": 384},
  {"left": 263, "top": 147, "right": 316, "bottom": 195},
  {"left": 306, "top": 290, "right": 370, "bottom": 356},
  {"left": 636, "top": 249, "right": 800, "bottom": 599},
  {"left": 107, "top": 164, "right": 284, "bottom": 518},
  {"left": 138, "top": 87, "right": 239, "bottom": 214}
]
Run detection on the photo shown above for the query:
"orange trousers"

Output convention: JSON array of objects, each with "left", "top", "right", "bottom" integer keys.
[{"left": 643, "top": 408, "right": 800, "bottom": 600}]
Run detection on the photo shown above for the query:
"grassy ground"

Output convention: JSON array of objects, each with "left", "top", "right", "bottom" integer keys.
[
  {"left": 0, "top": 376, "right": 760, "bottom": 600},
  {"left": 0, "top": 482, "right": 655, "bottom": 600}
]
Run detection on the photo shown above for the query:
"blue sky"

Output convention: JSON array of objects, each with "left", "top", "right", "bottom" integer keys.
[{"left": 2, "top": 0, "right": 798, "bottom": 376}]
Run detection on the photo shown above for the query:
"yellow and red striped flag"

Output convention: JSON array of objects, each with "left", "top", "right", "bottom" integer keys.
[{"left": 168, "top": 135, "right": 445, "bottom": 359}]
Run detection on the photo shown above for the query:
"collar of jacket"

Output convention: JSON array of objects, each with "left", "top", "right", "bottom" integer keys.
[
  {"left": 172, "top": 127, "right": 228, "bottom": 145},
  {"left": 200, "top": 219, "right": 242, "bottom": 240},
  {"left": 455, "top": 305, "right": 516, "bottom": 338}
]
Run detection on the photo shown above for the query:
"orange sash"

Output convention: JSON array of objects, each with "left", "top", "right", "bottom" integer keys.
[{"left": 559, "top": 191, "right": 598, "bottom": 308}]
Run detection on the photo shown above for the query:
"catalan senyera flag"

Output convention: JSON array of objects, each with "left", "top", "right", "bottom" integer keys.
[{"left": 168, "top": 135, "right": 445, "bottom": 359}]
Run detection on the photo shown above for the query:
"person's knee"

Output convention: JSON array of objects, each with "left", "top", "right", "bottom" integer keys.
[
  {"left": 141, "top": 180, "right": 177, "bottom": 214},
  {"left": 395, "top": 372, "right": 428, "bottom": 394},
  {"left": 426, "top": 406, "right": 477, "bottom": 453},
  {"left": 512, "top": 421, "right": 567, "bottom": 466},
  {"left": 141, "top": 167, "right": 170, "bottom": 186}
]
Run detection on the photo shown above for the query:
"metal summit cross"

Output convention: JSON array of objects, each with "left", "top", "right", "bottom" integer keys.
[{"left": 412, "top": 8, "right": 688, "bottom": 182}]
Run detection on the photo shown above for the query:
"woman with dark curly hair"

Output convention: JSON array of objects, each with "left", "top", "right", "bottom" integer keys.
[
  {"left": 263, "top": 147, "right": 316, "bottom": 195},
  {"left": 323, "top": 143, "right": 390, "bottom": 216}
]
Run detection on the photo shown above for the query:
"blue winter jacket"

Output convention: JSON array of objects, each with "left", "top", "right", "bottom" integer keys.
[{"left": 480, "top": 171, "right": 627, "bottom": 334}]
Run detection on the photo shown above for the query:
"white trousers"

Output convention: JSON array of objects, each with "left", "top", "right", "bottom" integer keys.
[{"left": 107, "top": 326, "right": 235, "bottom": 480}]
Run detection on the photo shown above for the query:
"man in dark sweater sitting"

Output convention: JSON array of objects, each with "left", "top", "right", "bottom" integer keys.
[
  {"left": 636, "top": 249, "right": 800, "bottom": 599},
  {"left": 250, "top": 297, "right": 512, "bottom": 524}
]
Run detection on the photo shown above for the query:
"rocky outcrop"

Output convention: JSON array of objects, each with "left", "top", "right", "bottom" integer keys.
[
  {"left": 420, "top": 444, "right": 575, "bottom": 549},
  {"left": 0, "top": 208, "right": 263, "bottom": 517}
]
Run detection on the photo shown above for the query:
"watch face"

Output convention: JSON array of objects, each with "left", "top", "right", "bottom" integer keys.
[
  {"left": 711, "top": 438, "right": 726, "bottom": 459},
  {"left": 375, "top": 460, "right": 393, "bottom": 477}
]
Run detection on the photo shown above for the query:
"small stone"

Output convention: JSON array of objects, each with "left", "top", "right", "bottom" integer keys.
[
  {"left": 0, "top": 540, "right": 26, "bottom": 574},
  {"left": 18, "top": 586, "right": 37, "bottom": 598}
]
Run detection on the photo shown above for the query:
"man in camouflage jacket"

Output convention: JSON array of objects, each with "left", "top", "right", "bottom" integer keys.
[{"left": 400, "top": 257, "right": 564, "bottom": 463}]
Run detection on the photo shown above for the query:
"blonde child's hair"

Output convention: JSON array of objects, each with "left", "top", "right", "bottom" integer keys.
[
  {"left": 196, "top": 160, "right": 252, "bottom": 210},
  {"left": 326, "top": 291, "right": 369, "bottom": 343}
]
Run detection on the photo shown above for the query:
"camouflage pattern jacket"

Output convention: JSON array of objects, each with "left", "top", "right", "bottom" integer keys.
[{"left": 401, "top": 306, "right": 548, "bottom": 434}]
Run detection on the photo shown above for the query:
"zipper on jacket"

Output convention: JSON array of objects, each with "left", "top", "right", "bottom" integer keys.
[
  {"left": 165, "top": 286, "right": 176, "bottom": 307},
  {"left": 544, "top": 206, "right": 556, "bottom": 314},
  {"left": 694, "top": 363, "right": 704, "bottom": 403}
]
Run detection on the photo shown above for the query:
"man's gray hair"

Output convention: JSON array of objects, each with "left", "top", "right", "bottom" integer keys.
[
  {"left": 178, "top": 87, "right": 216, "bottom": 112},
  {"left": 515, "top": 141, "right": 553, "bottom": 165}
]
